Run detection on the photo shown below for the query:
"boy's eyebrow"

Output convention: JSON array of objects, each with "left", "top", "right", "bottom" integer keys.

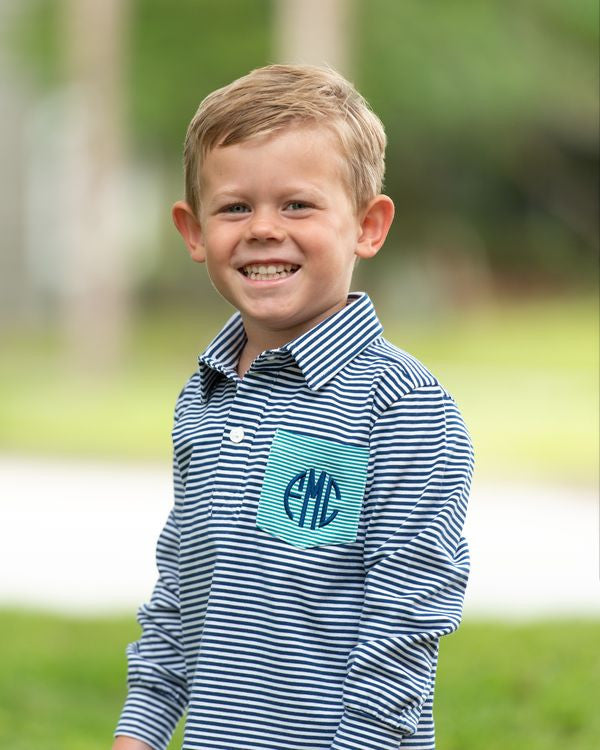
[
  {"left": 207, "top": 190, "right": 244, "bottom": 202},
  {"left": 208, "top": 185, "right": 329, "bottom": 203},
  {"left": 279, "top": 185, "right": 328, "bottom": 200}
]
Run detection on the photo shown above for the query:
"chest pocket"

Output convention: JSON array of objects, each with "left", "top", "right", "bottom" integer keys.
[{"left": 256, "top": 428, "right": 369, "bottom": 549}]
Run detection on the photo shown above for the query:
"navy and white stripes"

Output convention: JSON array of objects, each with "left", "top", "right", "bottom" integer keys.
[{"left": 115, "top": 292, "right": 473, "bottom": 750}]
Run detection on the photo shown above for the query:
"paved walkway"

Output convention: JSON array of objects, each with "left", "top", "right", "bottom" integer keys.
[{"left": 1, "top": 455, "right": 598, "bottom": 617}]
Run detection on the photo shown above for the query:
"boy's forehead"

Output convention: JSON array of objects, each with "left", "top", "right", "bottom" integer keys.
[
  {"left": 208, "top": 122, "right": 343, "bottom": 162},
  {"left": 199, "top": 123, "right": 351, "bottom": 193}
]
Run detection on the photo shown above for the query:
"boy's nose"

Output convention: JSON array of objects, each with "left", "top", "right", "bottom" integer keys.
[{"left": 244, "top": 210, "right": 285, "bottom": 243}]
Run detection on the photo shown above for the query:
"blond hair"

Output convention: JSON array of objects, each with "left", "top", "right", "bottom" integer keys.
[{"left": 183, "top": 64, "right": 387, "bottom": 216}]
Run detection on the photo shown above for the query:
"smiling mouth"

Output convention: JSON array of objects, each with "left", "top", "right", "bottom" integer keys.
[{"left": 240, "top": 263, "right": 300, "bottom": 281}]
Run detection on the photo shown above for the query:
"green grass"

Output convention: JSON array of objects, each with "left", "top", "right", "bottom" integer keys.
[
  {"left": 0, "top": 610, "right": 598, "bottom": 749},
  {"left": 435, "top": 620, "right": 600, "bottom": 750},
  {"left": 0, "top": 293, "right": 597, "bottom": 484},
  {"left": 0, "top": 609, "right": 185, "bottom": 750}
]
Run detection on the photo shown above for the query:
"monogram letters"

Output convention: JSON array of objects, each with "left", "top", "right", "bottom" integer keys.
[{"left": 283, "top": 469, "right": 340, "bottom": 530}]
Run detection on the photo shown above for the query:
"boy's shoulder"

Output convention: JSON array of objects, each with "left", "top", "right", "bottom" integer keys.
[{"left": 354, "top": 334, "right": 452, "bottom": 407}]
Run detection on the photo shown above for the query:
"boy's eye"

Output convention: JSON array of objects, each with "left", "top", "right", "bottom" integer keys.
[
  {"left": 222, "top": 203, "right": 250, "bottom": 213},
  {"left": 286, "top": 201, "right": 310, "bottom": 211}
]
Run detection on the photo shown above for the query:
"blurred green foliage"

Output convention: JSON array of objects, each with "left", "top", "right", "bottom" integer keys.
[
  {"left": 357, "top": 0, "right": 599, "bottom": 287},
  {"left": 10, "top": 0, "right": 599, "bottom": 299},
  {"left": 127, "top": 0, "right": 272, "bottom": 158},
  {"left": 0, "top": 609, "right": 598, "bottom": 749}
]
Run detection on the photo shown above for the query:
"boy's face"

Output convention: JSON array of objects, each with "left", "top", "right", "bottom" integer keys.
[{"left": 175, "top": 125, "right": 392, "bottom": 347}]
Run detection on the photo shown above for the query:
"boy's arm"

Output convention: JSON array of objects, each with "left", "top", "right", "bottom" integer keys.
[
  {"left": 330, "top": 384, "right": 473, "bottom": 750},
  {"left": 114, "top": 452, "right": 189, "bottom": 750}
]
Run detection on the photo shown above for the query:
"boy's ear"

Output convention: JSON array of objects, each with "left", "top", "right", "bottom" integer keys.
[
  {"left": 355, "top": 194, "right": 395, "bottom": 260},
  {"left": 172, "top": 200, "right": 206, "bottom": 263}
]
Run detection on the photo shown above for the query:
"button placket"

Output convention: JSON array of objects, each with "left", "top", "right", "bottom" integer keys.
[
  {"left": 211, "top": 371, "right": 274, "bottom": 513},
  {"left": 228, "top": 426, "right": 245, "bottom": 443}
]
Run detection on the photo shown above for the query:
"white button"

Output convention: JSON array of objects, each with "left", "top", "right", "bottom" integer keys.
[
  {"left": 229, "top": 426, "right": 244, "bottom": 443},
  {"left": 264, "top": 354, "right": 276, "bottom": 362}
]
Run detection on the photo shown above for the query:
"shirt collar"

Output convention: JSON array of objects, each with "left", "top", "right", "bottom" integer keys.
[
  {"left": 197, "top": 313, "right": 247, "bottom": 402},
  {"left": 283, "top": 292, "right": 383, "bottom": 390},
  {"left": 197, "top": 292, "right": 383, "bottom": 400}
]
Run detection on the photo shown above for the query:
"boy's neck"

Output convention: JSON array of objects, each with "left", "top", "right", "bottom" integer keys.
[
  {"left": 237, "top": 298, "right": 352, "bottom": 378},
  {"left": 236, "top": 326, "right": 298, "bottom": 379}
]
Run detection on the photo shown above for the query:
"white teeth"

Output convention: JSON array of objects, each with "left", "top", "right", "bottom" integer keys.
[{"left": 242, "top": 263, "right": 299, "bottom": 280}]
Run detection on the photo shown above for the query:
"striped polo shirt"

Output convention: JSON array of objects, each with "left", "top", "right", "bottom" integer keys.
[{"left": 115, "top": 292, "right": 473, "bottom": 750}]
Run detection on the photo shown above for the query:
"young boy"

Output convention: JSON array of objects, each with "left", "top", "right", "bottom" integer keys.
[{"left": 113, "top": 64, "right": 473, "bottom": 750}]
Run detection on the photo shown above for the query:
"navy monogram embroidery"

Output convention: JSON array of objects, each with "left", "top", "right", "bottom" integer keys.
[{"left": 283, "top": 469, "right": 340, "bottom": 530}]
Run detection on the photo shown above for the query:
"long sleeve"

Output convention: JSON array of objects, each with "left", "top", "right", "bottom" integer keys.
[
  {"left": 114, "top": 452, "right": 189, "bottom": 750},
  {"left": 331, "top": 384, "right": 473, "bottom": 749}
]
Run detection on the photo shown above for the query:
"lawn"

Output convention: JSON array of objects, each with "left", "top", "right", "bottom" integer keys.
[
  {"left": 0, "top": 293, "right": 597, "bottom": 484},
  {"left": 0, "top": 609, "right": 597, "bottom": 749}
]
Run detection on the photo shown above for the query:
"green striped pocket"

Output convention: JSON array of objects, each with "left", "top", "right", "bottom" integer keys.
[{"left": 256, "top": 428, "right": 369, "bottom": 549}]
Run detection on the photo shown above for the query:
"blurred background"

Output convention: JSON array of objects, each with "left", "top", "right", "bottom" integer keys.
[{"left": 0, "top": 1, "right": 598, "bottom": 748}]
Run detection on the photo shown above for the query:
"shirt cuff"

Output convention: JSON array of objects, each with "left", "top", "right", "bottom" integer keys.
[
  {"left": 330, "top": 707, "right": 409, "bottom": 750},
  {"left": 115, "top": 686, "right": 184, "bottom": 750}
]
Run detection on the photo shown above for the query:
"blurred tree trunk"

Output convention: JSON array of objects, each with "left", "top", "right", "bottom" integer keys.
[
  {"left": 273, "top": 0, "right": 355, "bottom": 77},
  {"left": 0, "top": 0, "right": 28, "bottom": 328},
  {"left": 60, "top": 0, "right": 131, "bottom": 371}
]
